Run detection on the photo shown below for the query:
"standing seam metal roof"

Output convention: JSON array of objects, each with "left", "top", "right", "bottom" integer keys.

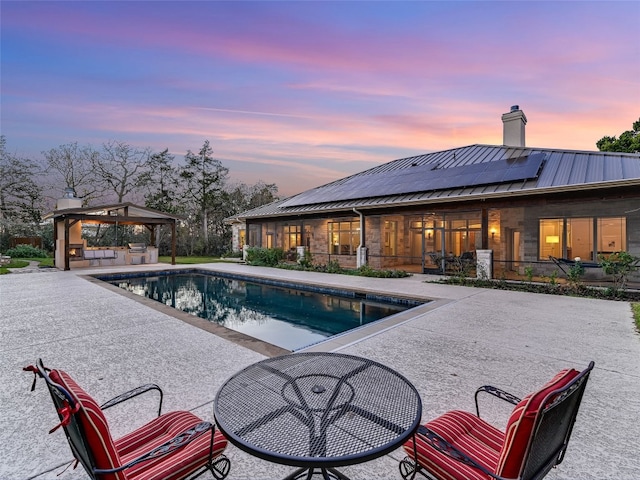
[{"left": 234, "top": 144, "right": 640, "bottom": 220}]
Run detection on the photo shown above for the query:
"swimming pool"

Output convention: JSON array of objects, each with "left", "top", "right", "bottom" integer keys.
[{"left": 98, "top": 270, "right": 424, "bottom": 351}]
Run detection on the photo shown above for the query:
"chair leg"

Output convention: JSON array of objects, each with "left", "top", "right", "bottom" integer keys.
[
  {"left": 210, "top": 455, "right": 230, "bottom": 480},
  {"left": 284, "top": 468, "right": 350, "bottom": 480},
  {"left": 399, "top": 456, "right": 418, "bottom": 480}
]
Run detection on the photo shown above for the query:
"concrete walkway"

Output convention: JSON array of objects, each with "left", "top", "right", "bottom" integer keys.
[{"left": 1, "top": 263, "right": 639, "bottom": 479}]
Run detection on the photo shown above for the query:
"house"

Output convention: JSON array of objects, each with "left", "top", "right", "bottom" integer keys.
[{"left": 228, "top": 107, "right": 640, "bottom": 281}]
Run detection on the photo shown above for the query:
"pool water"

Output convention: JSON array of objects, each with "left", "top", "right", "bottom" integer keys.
[{"left": 106, "top": 272, "right": 420, "bottom": 351}]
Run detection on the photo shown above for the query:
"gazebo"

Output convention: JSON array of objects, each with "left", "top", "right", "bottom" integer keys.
[{"left": 47, "top": 195, "right": 182, "bottom": 270}]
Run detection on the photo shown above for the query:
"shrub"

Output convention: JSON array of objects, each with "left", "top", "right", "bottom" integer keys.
[
  {"left": 356, "top": 265, "right": 410, "bottom": 278},
  {"left": 4, "top": 244, "right": 48, "bottom": 258},
  {"left": 567, "top": 261, "right": 585, "bottom": 289},
  {"left": 298, "top": 249, "right": 314, "bottom": 269},
  {"left": 523, "top": 265, "right": 534, "bottom": 283},
  {"left": 598, "top": 251, "right": 640, "bottom": 291},
  {"left": 245, "top": 247, "right": 284, "bottom": 267},
  {"left": 325, "top": 260, "right": 343, "bottom": 273}
]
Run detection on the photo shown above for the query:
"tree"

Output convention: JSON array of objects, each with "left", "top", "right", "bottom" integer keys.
[
  {"left": 137, "top": 148, "right": 183, "bottom": 254},
  {"left": 0, "top": 136, "right": 44, "bottom": 249},
  {"left": 224, "top": 181, "right": 278, "bottom": 213},
  {"left": 596, "top": 118, "right": 640, "bottom": 153},
  {"left": 42, "top": 142, "right": 101, "bottom": 204},
  {"left": 246, "top": 181, "right": 278, "bottom": 209},
  {"left": 94, "top": 140, "right": 153, "bottom": 203},
  {"left": 139, "top": 149, "right": 181, "bottom": 213},
  {"left": 179, "top": 140, "right": 229, "bottom": 254}
]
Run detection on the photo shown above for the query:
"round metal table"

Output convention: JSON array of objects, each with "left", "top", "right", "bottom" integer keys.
[{"left": 214, "top": 352, "right": 422, "bottom": 480}]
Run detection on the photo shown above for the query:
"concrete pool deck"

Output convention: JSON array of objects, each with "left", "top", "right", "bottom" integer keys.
[{"left": 1, "top": 262, "right": 639, "bottom": 479}]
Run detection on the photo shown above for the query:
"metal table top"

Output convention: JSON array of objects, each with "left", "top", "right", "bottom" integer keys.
[{"left": 214, "top": 352, "right": 422, "bottom": 468}]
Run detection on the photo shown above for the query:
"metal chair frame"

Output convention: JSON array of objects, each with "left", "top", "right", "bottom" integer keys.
[
  {"left": 399, "top": 362, "right": 594, "bottom": 480},
  {"left": 26, "top": 359, "right": 230, "bottom": 480}
]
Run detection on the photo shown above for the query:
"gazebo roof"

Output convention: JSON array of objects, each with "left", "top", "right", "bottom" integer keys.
[{"left": 45, "top": 202, "right": 183, "bottom": 225}]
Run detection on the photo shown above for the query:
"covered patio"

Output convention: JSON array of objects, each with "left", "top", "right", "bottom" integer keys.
[{"left": 48, "top": 201, "right": 181, "bottom": 270}]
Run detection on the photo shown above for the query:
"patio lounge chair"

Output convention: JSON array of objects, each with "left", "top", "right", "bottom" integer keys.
[
  {"left": 24, "top": 359, "right": 230, "bottom": 480},
  {"left": 399, "top": 361, "right": 594, "bottom": 480},
  {"left": 548, "top": 256, "right": 599, "bottom": 275}
]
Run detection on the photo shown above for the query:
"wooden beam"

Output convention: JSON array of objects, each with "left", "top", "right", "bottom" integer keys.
[
  {"left": 171, "top": 220, "right": 176, "bottom": 265},
  {"left": 53, "top": 218, "right": 58, "bottom": 268},
  {"left": 64, "top": 218, "right": 70, "bottom": 271},
  {"left": 58, "top": 213, "right": 177, "bottom": 225}
]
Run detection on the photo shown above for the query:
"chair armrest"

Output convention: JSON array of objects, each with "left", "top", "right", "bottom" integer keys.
[
  {"left": 415, "top": 425, "right": 505, "bottom": 480},
  {"left": 93, "top": 421, "right": 213, "bottom": 474},
  {"left": 100, "top": 384, "right": 164, "bottom": 417},
  {"left": 474, "top": 385, "right": 521, "bottom": 417}
]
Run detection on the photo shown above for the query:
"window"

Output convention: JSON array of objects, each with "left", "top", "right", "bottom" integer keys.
[
  {"left": 328, "top": 221, "right": 360, "bottom": 255},
  {"left": 383, "top": 221, "right": 397, "bottom": 256},
  {"left": 598, "top": 217, "right": 626, "bottom": 255},
  {"left": 540, "top": 219, "right": 563, "bottom": 259},
  {"left": 248, "top": 224, "right": 261, "bottom": 247},
  {"left": 283, "top": 225, "right": 301, "bottom": 251},
  {"left": 567, "top": 218, "right": 592, "bottom": 260},
  {"left": 443, "top": 213, "right": 481, "bottom": 257},
  {"left": 539, "top": 217, "right": 626, "bottom": 260}
]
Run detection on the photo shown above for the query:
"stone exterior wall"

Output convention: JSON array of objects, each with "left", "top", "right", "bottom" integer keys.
[{"left": 239, "top": 190, "right": 640, "bottom": 282}]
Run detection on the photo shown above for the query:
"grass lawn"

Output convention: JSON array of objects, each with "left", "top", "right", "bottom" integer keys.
[
  {"left": 158, "top": 256, "right": 232, "bottom": 264},
  {"left": 633, "top": 303, "right": 640, "bottom": 332},
  {"left": 0, "top": 257, "right": 53, "bottom": 274}
]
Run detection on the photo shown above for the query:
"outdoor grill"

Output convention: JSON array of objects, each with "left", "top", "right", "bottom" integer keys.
[{"left": 128, "top": 243, "right": 147, "bottom": 254}]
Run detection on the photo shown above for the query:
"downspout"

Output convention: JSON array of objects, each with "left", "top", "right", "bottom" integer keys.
[{"left": 353, "top": 208, "right": 366, "bottom": 267}]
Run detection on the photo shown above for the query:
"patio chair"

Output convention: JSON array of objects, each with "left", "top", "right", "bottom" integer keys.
[
  {"left": 399, "top": 361, "right": 594, "bottom": 480},
  {"left": 24, "top": 359, "right": 230, "bottom": 480}
]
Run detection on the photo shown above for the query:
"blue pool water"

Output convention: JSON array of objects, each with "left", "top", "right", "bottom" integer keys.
[{"left": 101, "top": 270, "right": 422, "bottom": 351}]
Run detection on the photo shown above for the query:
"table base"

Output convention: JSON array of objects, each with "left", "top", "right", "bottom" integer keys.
[{"left": 284, "top": 467, "right": 351, "bottom": 480}]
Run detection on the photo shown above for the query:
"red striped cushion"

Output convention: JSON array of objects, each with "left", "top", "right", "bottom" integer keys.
[
  {"left": 116, "top": 411, "right": 228, "bottom": 480},
  {"left": 496, "top": 369, "right": 580, "bottom": 478},
  {"left": 51, "top": 370, "right": 228, "bottom": 480},
  {"left": 403, "top": 410, "right": 504, "bottom": 480},
  {"left": 51, "top": 370, "right": 126, "bottom": 480}
]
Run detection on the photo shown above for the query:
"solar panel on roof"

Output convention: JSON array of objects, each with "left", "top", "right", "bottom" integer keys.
[{"left": 281, "top": 152, "right": 545, "bottom": 208}]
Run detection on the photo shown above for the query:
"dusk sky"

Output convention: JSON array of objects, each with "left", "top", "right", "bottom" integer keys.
[{"left": 2, "top": 1, "right": 639, "bottom": 198}]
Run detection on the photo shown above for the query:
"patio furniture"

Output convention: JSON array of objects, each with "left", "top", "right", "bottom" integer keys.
[
  {"left": 214, "top": 352, "right": 422, "bottom": 480},
  {"left": 549, "top": 256, "right": 599, "bottom": 275},
  {"left": 24, "top": 359, "right": 230, "bottom": 480},
  {"left": 399, "top": 361, "right": 594, "bottom": 480}
]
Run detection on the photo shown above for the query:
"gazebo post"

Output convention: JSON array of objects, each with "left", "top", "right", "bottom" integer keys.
[
  {"left": 149, "top": 224, "right": 156, "bottom": 246},
  {"left": 171, "top": 220, "right": 177, "bottom": 265},
  {"left": 64, "top": 218, "right": 70, "bottom": 271}
]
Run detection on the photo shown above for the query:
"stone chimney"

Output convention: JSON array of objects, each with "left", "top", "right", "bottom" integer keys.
[
  {"left": 501, "top": 105, "right": 527, "bottom": 147},
  {"left": 56, "top": 187, "right": 82, "bottom": 210}
]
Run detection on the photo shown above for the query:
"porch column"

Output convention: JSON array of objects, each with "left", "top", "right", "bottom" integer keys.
[
  {"left": 354, "top": 208, "right": 367, "bottom": 268},
  {"left": 481, "top": 208, "right": 489, "bottom": 249},
  {"left": 476, "top": 249, "right": 493, "bottom": 279}
]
